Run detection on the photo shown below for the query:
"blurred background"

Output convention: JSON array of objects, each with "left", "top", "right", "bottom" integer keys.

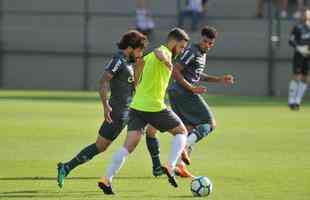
[{"left": 0, "top": 0, "right": 309, "bottom": 97}]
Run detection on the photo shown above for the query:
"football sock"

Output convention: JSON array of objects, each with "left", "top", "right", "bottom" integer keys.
[
  {"left": 146, "top": 136, "right": 162, "bottom": 169},
  {"left": 106, "top": 147, "right": 129, "bottom": 182},
  {"left": 168, "top": 134, "right": 187, "bottom": 169},
  {"left": 296, "top": 81, "right": 307, "bottom": 105},
  {"left": 64, "top": 143, "right": 99, "bottom": 173},
  {"left": 288, "top": 80, "right": 298, "bottom": 105},
  {"left": 187, "top": 123, "right": 212, "bottom": 147}
]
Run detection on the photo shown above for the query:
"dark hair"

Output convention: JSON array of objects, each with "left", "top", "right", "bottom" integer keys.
[
  {"left": 167, "top": 27, "right": 189, "bottom": 42},
  {"left": 201, "top": 26, "right": 218, "bottom": 39},
  {"left": 117, "top": 30, "right": 148, "bottom": 50}
]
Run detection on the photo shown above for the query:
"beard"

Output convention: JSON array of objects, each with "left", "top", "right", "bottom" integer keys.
[
  {"left": 129, "top": 51, "right": 136, "bottom": 63},
  {"left": 172, "top": 46, "right": 178, "bottom": 58}
]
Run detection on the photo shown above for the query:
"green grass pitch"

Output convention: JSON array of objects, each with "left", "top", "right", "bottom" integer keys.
[{"left": 0, "top": 90, "right": 309, "bottom": 200}]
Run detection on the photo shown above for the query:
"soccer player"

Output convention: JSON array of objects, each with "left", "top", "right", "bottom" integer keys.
[
  {"left": 97, "top": 28, "right": 190, "bottom": 194},
  {"left": 56, "top": 30, "right": 147, "bottom": 188},
  {"left": 146, "top": 26, "right": 234, "bottom": 178},
  {"left": 288, "top": 8, "right": 310, "bottom": 110}
]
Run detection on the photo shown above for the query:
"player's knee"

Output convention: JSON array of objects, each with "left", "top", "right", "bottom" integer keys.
[
  {"left": 169, "top": 122, "right": 188, "bottom": 135},
  {"left": 96, "top": 136, "right": 111, "bottom": 152},
  {"left": 146, "top": 125, "right": 157, "bottom": 138},
  {"left": 196, "top": 123, "right": 212, "bottom": 138}
]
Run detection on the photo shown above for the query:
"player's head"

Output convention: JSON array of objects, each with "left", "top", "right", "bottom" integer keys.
[
  {"left": 167, "top": 27, "right": 189, "bottom": 56},
  {"left": 117, "top": 30, "right": 148, "bottom": 62},
  {"left": 302, "top": 8, "right": 310, "bottom": 26},
  {"left": 199, "top": 26, "right": 218, "bottom": 52}
]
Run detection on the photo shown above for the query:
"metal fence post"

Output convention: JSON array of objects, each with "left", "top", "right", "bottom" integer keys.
[
  {"left": 267, "top": 0, "right": 276, "bottom": 96},
  {"left": 83, "top": 0, "right": 90, "bottom": 90},
  {"left": 0, "top": 0, "right": 3, "bottom": 88}
]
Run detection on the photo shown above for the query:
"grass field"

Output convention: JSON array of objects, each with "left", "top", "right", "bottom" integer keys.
[{"left": 0, "top": 90, "right": 309, "bottom": 200}]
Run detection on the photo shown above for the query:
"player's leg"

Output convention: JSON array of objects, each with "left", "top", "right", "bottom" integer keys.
[
  {"left": 165, "top": 121, "right": 188, "bottom": 187},
  {"left": 169, "top": 90, "right": 214, "bottom": 161},
  {"left": 98, "top": 109, "right": 146, "bottom": 194},
  {"left": 288, "top": 53, "right": 303, "bottom": 109},
  {"left": 295, "top": 60, "right": 309, "bottom": 108},
  {"left": 145, "top": 125, "right": 164, "bottom": 177},
  {"left": 99, "top": 130, "right": 143, "bottom": 194},
  {"left": 57, "top": 120, "right": 124, "bottom": 188},
  {"left": 148, "top": 109, "right": 188, "bottom": 187}
]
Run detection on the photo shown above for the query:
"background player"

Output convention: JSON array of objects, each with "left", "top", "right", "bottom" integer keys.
[
  {"left": 56, "top": 30, "right": 147, "bottom": 188},
  {"left": 146, "top": 26, "right": 234, "bottom": 178},
  {"left": 97, "top": 28, "right": 190, "bottom": 194},
  {"left": 288, "top": 8, "right": 310, "bottom": 110}
]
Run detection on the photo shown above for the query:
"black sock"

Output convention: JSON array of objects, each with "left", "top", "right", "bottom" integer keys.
[
  {"left": 64, "top": 143, "right": 100, "bottom": 174},
  {"left": 146, "top": 136, "right": 162, "bottom": 169}
]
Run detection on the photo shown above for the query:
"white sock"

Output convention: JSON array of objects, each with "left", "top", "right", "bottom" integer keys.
[
  {"left": 168, "top": 134, "right": 187, "bottom": 169},
  {"left": 187, "top": 133, "right": 197, "bottom": 147},
  {"left": 296, "top": 81, "right": 308, "bottom": 105},
  {"left": 288, "top": 80, "right": 299, "bottom": 104},
  {"left": 106, "top": 147, "right": 129, "bottom": 182}
]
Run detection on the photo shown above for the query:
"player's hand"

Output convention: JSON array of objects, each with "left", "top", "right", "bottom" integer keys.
[
  {"left": 191, "top": 86, "right": 207, "bottom": 94},
  {"left": 104, "top": 103, "right": 113, "bottom": 123},
  {"left": 222, "top": 74, "right": 234, "bottom": 85},
  {"left": 154, "top": 49, "right": 169, "bottom": 63},
  {"left": 296, "top": 45, "right": 310, "bottom": 57}
]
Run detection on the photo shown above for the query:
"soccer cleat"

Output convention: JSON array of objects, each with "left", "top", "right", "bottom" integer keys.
[
  {"left": 98, "top": 177, "right": 115, "bottom": 195},
  {"left": 152, "top": 166, "right": 164, "bottom": 177},
  {"left": 289, "top": 104, "right": 300, "bottom": 111},
  {"left": 181, "top": 148, "right": 191, "bottom": 165},
  {"left": 162, "top": 166, "right": 178, "bottom": 188},
  {"left": 174, "top": 163, "right": 194, "bottom": 178},
  {"left": 57, "top": 162, "right": 68, "bottom": 188}
]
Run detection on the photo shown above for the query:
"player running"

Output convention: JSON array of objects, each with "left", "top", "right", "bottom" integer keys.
[
  {"left": 146, "top": 26, "right": 234, "bottom": 178},
  {"left": 56, "top": 30, "right": 147, "bottom": 188},
  {"left": 97, "top": 28, "right": 190, "bottom": 195}
]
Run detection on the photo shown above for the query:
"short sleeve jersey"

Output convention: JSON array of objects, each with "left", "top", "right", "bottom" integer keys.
[
  {"left": 289, "top": 23, "right": 310, "bottom": 48},
  {"left": 105, "top": 51, "right": 135, "bottom": 108},
  {"left": 176, "top": 44, "right": 207, "bottom": 84}
]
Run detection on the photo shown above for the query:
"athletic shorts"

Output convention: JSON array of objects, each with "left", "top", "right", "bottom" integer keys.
[
  {"left": 168, "top": 88, "right": 215, "bottom": 126},
  {"left": 98, "top": 107, "right": 129, "bottom": 141},
  {"left": 127, "top": 108, "right": 182, "bottom": 132},
  {"left": 293, "top": 52, "right": 309, "bottom": 75}
]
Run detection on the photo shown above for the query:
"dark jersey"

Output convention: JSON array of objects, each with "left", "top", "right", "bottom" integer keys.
[
  {"left": 289, "top": 23, "right": 310, "bottom": 52},
  {"left": 105, "top": 51, "right": 134, "bottom": 109},
  {"left": 169, "top": 43, "right": 207, "bottom": 93}
]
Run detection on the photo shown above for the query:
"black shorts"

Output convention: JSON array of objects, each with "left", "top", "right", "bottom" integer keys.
[
  {"left": 98, "top": 107, "right": 129, "bottom": 141},
  {"left": 168, "top": 89, "right": 215, "bottom": 126},
  {"left": 293, "top": 52, "right": 309, "bottom": 75},
  {"left": 127, "top": 108, "right": 182, "bottom": 132}
]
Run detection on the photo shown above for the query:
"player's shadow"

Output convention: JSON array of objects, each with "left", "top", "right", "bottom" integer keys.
[
  {"left": 0, "top": 190, "right": 103, "bottom": 198},
  {"left": 0, "top": 176, "right": 155, "bottom": 181}
]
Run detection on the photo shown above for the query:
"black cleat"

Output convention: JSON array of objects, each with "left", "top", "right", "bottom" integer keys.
[
  {"left": 289, "top": 104, "right": 300, "bottom": 111},
  {"left": 98, "top": 178, "right": 115, "bottom": 195},
  {"left": 162, "top": 166, "right": 178, "bottom": 188},
  {"left": 152, "top": 166, "right": 164, "bottom": 177}
]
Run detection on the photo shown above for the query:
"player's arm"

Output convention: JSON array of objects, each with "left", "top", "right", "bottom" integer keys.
[
  {"left": 99, "top": 71, "right": 113, "bottom": 123},
  {"left": 154, "top": 48, "right": 173, "bottom": 70},
  {"left": 99, "top": 58, "right": 122, "bottom": 123},
  {"left": 134, "top": 56, "right": 144, "bottom": 87},
  {"left": 173, "top": 63, "right": 207, "bottom": 94},
  {"left": 200, "top": 72, "right": 234, "bottom": 85}
]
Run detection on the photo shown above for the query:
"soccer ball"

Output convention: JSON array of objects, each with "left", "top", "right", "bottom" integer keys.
[{"left": 190, "top": 176, "right": 213, "bottom": 197}]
